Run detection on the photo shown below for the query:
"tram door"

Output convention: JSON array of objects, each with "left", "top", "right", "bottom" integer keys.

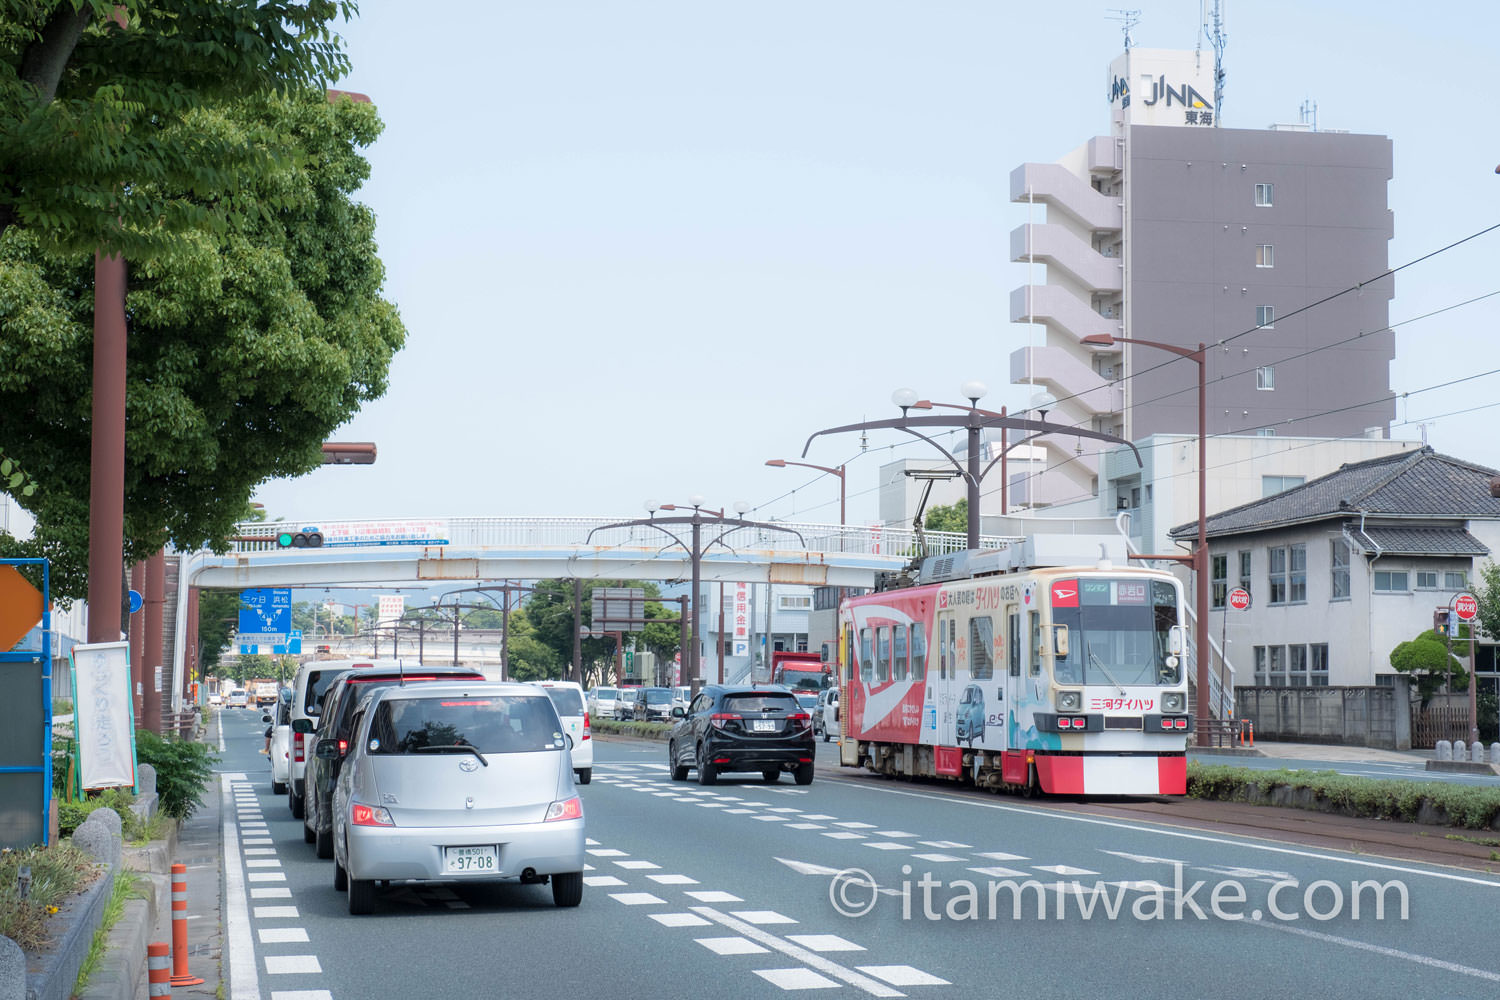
[
  {"left": 1004, "top": 604, "right": 1022, "bottom": 749},
  {"left": 839, "top": 624, "right": 859, "bottom": 766}
]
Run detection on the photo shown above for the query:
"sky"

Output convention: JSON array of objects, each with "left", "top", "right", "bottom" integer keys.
[{"left": 250, "top": 1, "right": 1500, "bottom": 531}]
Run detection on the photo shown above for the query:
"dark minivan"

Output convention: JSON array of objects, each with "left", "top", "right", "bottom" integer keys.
[
  {"left": 299, "top": 665, "right": 486, "bottom": 858},
  {"left": 667, "top": 685, "right": 815, "bottom": 786}
]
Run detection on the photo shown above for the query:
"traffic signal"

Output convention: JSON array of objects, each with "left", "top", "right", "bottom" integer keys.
[
  {"left": 1434, "top": 607, "right": 1450, "bottom": 634},
  {"left": 275, "top": 529, "right": 324, "bottom": 548}
]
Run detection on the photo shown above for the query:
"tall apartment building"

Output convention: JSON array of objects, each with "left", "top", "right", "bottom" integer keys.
[{"left": 1011, "top": 49, "right": 1396, "bottom": 506}]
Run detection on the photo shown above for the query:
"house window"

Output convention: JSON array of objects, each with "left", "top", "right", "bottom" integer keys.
[
  {"left": 1253, "top": 646, "right": 1267, "bottom": 684},
  {"left": 1269, "top": 645, "right": 1287, "bottom": 684},
  {"left": 1416, "top": 571, "right": 1439, "bottom": 590},
  {"left": 1254, "top": 182, "right": 1273, "bottom": 207},
  {"left": 1211, "top": 553, "right": 1228, "bottom": 609},
  {"left": 1374, "top": 571, "right": 1409, "bottom": 592},
  {"left": 1256, "top": 305, "right": 1274, "bottom": 328},
  {"left": 1262, "top": 475, "right": 1304, "bottom": 496},
  {"left": 1268, "top": 545, "right": 1304, "bottom": 604},
  {"left": 1256, "top": 428, "right": 1277, "bottom": 437},
  {"left": 1288, "top": 644, "right": 1308, "bottom": 687},
  {"left": 1256, "top": 244, "right": 1274, "bottom": 268},
  {"left": 1445, "top": 571, "right": 1469, "bottom": 590},
  {"left": 777, "top": 594, "right": 812, "bottom": 611},
  {"left": 1256, "top": 366, "right": 1275, "bottom": 390},
  {"left": 1238, "top": 550, "right": 1252, "bottom": 595},
  {"left": 1310, "top": 644, "right": 1329, "bottom": 685},
  {"left": 1331, "top": 539, "right": 1350, "bottom": 600}
]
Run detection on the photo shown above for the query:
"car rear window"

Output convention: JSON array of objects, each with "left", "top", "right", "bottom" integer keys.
[
  {"left": 722, "top": 694, "right": 798, "bottom": 713},
  {"left": 644, "top": 689, "right": 671, "bottom": 704},
  {"left": 366, "top": 695, "right": 564, "bottom": 755},
  {"left": 542, "top": 687, "right": 584, "bottom": 716},
  {"left": 596, "top": 688, "right": 617, "bottom": 699},
  {"left": 303, "top": 669, "right": 353, "bottom": 715}
]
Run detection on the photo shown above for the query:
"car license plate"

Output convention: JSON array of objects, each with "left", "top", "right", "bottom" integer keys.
[
  {"left": 751, "top": 720, "right": 776, "bottom": 733},
  {"left": 444, "top": 846, "right": 497, "bottom": 873}
]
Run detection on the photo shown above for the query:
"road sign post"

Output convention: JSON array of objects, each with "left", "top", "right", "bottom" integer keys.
[
  {"left": 1452, "top": 592, "right": 1479, "bottom": 744},
  {"left": 1218, "top": 588, "right": 1251, "bottom": 721}
]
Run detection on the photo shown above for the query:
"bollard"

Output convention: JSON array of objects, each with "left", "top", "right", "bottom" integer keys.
[
  {"left": 170, "top": 863, "right": 205, "bottom": 986},
  {"left": 1454, "top": 740, "right": 1468, "bottom": 763},
  {"left": 1246, "top": 720, "right": 1254, "bottom": 748},
  {"left": 1491, "top": 742, "right": 1500, "bottom": 765},
  {"left": 1436, "top": 740, "right": 1452, "bottom": 761},
  {"left": 1473, "top": 742, "right": 1487, "bottom": 764},
  {"left": 148, "top": 942, "right": 170, "bottom": 999}
]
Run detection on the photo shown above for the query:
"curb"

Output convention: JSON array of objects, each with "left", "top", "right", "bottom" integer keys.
[
  {"left": 1190, "top": 746, "right": 1266, "bottom": 758},
  {"left": 1426, "top": 759, "right": 1500, "bottom": 776},
  {"left": 24, "top": 863, "right": 114, "bottom": 1000}
]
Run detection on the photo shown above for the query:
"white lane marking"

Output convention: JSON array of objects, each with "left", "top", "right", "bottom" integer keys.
[
  {"left": 245, "top": 860, "right": 282, "bottom": 868},
  {"left": 250, "top": 888, "right": 292, "bottom": 899},
  {"left": 788, "top": 934, "right": 865, "bottom": 952},
  {"left": 583, "top": 876, "right": 627, "bottom": 887},
  {"left": 917, "top": 841, "right": 970, "bottom": 849},
  {"left": 270, "top": 992, "right": 332, "bottom": 1000},
  {"left": 767, "top": 807, "right": 803, "bottom": 813},
  {"left": 822, "top": 832, "right": 864, "bottom": 840},
  {"left": 244, "top": 848, "right": 278, "bottom": 856},
  {"left": 975, "top": 851, "right": 1028, "bottom": 861},
  {"left": 864, "top": 842, "right": 914, "bottom": 851},
  {"left": 968, "top": 866, "right": 1029, "bottom": 878},
  {"left": 587, "top": 848, "right": 628, "bottom": 857},
  {"left": 909, "top": 853, "right": 965, "bottom": 863},
  {"left": 775, "top": 858, "right": 845, "bottom": 877},
  {"left": 685, "top": 890, "right": 743, "bottom": 903},
  {"left": 801, "top": 814, "right": 837, "bottom": 820},
  {"left": 586, "top": 838, "right": 600, "bottom": 845},
  {"left": 242, "top": 838, "right": 274, "bottom": 846},
  {"left": 616, "top": 860, "right": 661, "bottom": 870},
  {"left": 754, "top": 815, "right": 790, "bottom": 822},
  {"left": 732, "top": 910, "right": 797, "bottom": 925},
  {"left": 257, "top": 928, "right": 310, "bottom": 944},
  {"left": 858, "top": 966, "right": 950, "bottom": 987},
  {"left": 785, "top": 823, "right": 826, "bottom": 830},
  {"left": 692, "top": 908, "right": 903, "bottom": 998},
  {"left": 647, "top": 874, "right": 700, "bottom": 885},
  {"left": 253, "top": 906, "right": 299, "bottom": 919},
  {"left": 223, "top": 777, "right": 259, "bottom": 1000},
  {"left": 836, "top": 782, "right": 1500, "bottom": 888},
  {"left": 650, "top": 912, "right": 713, "bottom": 927},
  {"left": 265, "top": 956, "right": 322, "bottom": 974},
  {"left": 1253, "top": 920, "right": 1500, "bottom": 984},
  {"left": 248, "top": 873, "right": 287, "bottom": 882},
  {"left": 834, "top": 821, "right": 878, "bottom": 829},
  {"left": 754, "top": 968, "right": 841, "bottom": 990},
  {"left": 610, "top": 892, "right": 667, "bottom": 905},
  {"left": 873, "top": 831, "right": 918, "bottom": 838},
  {"left": 1033, "top": 865, "right": 1097, "bottom": 876},
  {"left": 1100, "top": 850, "right": 1186, "bottom": 866},
  {"left": 696, "top": 936, "right": 769, "bottom": 955}
]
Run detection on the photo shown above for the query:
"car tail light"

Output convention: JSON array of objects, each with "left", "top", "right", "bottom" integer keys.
[
  {"left": 710, "top": 713, "right": 741, "bottom": 730},
  {"left": 582, "top": 712, "right": 591, "bottom": 741},
  {"left": 545, "top": 796, "right": 583, "bottom": 822},
  {"left": 788, "top": 712, "right": 811, "bottom": 731},
  {"left": 337, "top": 739, "right": 348, "bottom": 755},
  {"left": 293, "top": 732, "right": 305, "bottom": 764},
  {"left": 351, "top": 803, "right": 394, "bottom": 827}
]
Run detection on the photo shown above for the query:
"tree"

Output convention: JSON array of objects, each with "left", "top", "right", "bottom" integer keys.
[
  {"left": 0, "top": 89, "right": 405, "bottom": 599},
  {"left": 1473, "top": 561, "right": 1500, "bottom": 642},
  {"left": 1389, "top": 628, "right": 1469, "bottom": 705},
  {"left": 0, "top": 0, "right": 355, "bottom": 259},
  {"left": 196, "top": 588, "right": 241, "bottom": 675},
  {"left": 503, "top": 606, "right": 562, "bottom": 682},
  {"left": 925, "top": 499, "right": 967, "bottom": 533},
  {"left": 523, "top": 578, "right": 681, "bottom": 676}
]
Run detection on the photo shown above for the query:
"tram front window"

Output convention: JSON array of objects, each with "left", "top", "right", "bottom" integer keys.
[{"left": 1051, "top": 578, "right": 1180, "bottom": 687}]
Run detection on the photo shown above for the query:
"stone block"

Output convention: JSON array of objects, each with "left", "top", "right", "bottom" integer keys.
[
  {"left": 0, "top": 935, "right": 24, "bottom": 1000},
  {"left": 136, "top": 763, "right": 156, "bottom": 798},
  {"left": 72, "top": 814, "right": 119, "bottom": 870}
]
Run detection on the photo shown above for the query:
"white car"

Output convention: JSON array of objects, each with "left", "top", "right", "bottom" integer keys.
[
  {"left": 672, "top": 686, "right": 691, "bottom": 714},
  {"left": 535, "top": 680, "right": 592, "bottom": 784},
  {"left": 263, "top": 690, "right": 292, "bottom": 794},
  {"left": 814, "top": 687, "right": 840, "bottom": 742},
  {"left": 587, "top": 686, "right": 618, "bottom": 721},
  {"left": 226, "top": 689, "right": 249, "bottom": 709}
]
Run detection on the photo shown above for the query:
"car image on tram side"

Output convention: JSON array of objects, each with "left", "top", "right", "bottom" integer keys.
[{"left": 835, "top": 544, "right": 1192, "bottom": 796}]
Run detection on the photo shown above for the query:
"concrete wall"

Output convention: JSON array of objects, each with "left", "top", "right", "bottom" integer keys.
[{"left": 1236, "top": 682, "right": 1411, "bottom": 749}]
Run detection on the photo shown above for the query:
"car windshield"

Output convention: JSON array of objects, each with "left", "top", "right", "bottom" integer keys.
[
  {"left": 542, "top": 686, "right": 585, "bottom": 716},
  {"left": 644, "top": 689, "right": 671, "bottom": 704},
  {"left": 596, "top": 688, "right": 617, "bottom": 699},
  {"left": 723, "top": 694, "right": 798, "bottom": 713},
  {"left": 795, "top": 694, "right": 818, "bottom": 710},
  {"left": 366, "top": 695, "right": 564, "bottom": 755}
]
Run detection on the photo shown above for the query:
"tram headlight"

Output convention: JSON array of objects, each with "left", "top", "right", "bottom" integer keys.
[
  {"left": 1162, "top": 691, "right": 1186, "bottom": 713},
  {"left": 1056, "top": 690, "right": 1082, "bottom": 712}
]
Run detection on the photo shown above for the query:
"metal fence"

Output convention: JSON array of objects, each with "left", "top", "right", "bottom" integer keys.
[{"left": 1411, "top": 704, "right": 1470, "bottom": 748}]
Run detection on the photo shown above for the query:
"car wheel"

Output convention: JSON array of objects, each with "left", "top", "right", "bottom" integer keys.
[
  {"left": 272, "top": 778, "right": 287, "bottom": 796},
  {"left": 552, "top": 871, "right": 584, "bottom": 908},
  {"left": 761, "top": 768, "right": 780, "bottom": 783},
  {"left": 347, "top": 875, "right": 375, "bottom": 915},
  {"left": 333, "top": 853, "right": 348, "bottom": 892},
  {"left": 695, "top": 746, "right": 717, "bottom": 786},
  {"left": 576, "top": 768, "right": 592, "bottom": 785},
  {"left": 315, "top": 824, "right": 333, "bottom": 860},
  {"left": 822, "top": 727, "right": 831, "bottom": 743},
  {"left": 669, "top": 742, "right": 689, "bottom": 781},
  {"left": 303, "top": 821, "right": 315, "bottom": 845},
  {"left": 289, "top": 787, "right": 304, "bottom": 820},
  {"left": 794, "top": 762, "right": 815, "bottom": 786}
]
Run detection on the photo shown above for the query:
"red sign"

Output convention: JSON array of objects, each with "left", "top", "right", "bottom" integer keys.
[
  {"left": 1227, "top": 588, "right": 1251, "bottom": 611},
  {"left": 1051, "top": 580, "right": 1079, "bottom": 608},
  {"left": 1454, "top": 593, "right": 1478, "bottom": 621}
]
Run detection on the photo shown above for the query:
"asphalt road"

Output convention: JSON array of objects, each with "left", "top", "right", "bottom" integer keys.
[{"left": 213, "top": 708, "right": 1500, "bottom": 1000}]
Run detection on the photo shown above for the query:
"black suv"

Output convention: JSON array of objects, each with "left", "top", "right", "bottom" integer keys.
[
  {"left": 668, "top": 685, "right": 815, "bottom": 785},
  {"left": 633, "top": 686, "right": 674, "bottom": 722},
  {"left": 299, "top": 665, "right": 485, "bottom": 859}
]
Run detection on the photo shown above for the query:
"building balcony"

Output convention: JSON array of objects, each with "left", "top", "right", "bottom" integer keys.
[
  {"left": 1009, "top": 345, "right": 1123, "bottom": 418},
  {"left": 1010, "top": 163, "right": 1123, "bottom": 233},
  {"left": 1011, "top": 284, "right": 1121, "bottom": 345},
  {"left": 1011, "top": 224, "right": 1123, "bottom": 294}
]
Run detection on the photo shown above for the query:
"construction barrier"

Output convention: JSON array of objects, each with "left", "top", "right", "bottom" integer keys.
[
  {"left": 170, "top": 863, "right": 205, "bottom": 986},
  {"left": 147, "top": 942, "right": 170, "bottom": 998},
  {"left": 1239, "top": 719, "right": 1255, "bottom": 748}
]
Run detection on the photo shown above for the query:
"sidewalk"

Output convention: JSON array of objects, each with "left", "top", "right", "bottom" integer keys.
[
  {"left": 143, "top": 761, "right": 224, "bottom": 1000},
  {"left": 1195, "top": 740, "right": 1429, "bottom": 765}
]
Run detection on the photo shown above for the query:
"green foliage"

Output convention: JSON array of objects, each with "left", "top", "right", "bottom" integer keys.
[
  {"left": 197, "top": 588, "right": 242, "bottom": 674},
  {"left": 133, "top": 729, "right": 217, "bottom": 820},
  {"left": 1389, "top": 628, "right": 1469, "bottom": 703},
  {"left": 1187, "top": 762, "right": 1500, "bottom": 830},
  {"left": 0, "top": 88, "right": 405, "bottom": 600},
  {"left": 924, "top": 499, "right": 967, "bottom": 533},
  {"left": 590, "top": 718, "right": 672, "bottom": 740},
  {"left": 523, "top": 579, "right": 680, "bottom": 681},
  {"left": 0, "top": 841, "right": 100, "bottom": 953},
  {"left": 74, "top": 869, "right": 142, "bottom": 994},
  {"left": 1475, "top": 561, "right": 1500, "bottom": 645}
]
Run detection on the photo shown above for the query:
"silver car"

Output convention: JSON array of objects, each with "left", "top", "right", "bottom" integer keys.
[{"left": 325, "top": 681, "right": 586, "bottom": 914}]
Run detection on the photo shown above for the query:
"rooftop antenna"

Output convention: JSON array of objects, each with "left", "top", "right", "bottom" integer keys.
[
  {"left": 1202, "top": 0, "right": 1227, "bottom": 125},
  {"left": 1299, "top": 97, "right": 1318, "bottom": 131},
  {"left": 1107, "top": 8, "right": 1142, "bottom": 50}
]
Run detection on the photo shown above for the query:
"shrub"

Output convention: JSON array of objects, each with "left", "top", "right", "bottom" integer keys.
[
  {"left": 0, "top": 843, "right": 101, "bottom": 953},
  {"left": 134, "top": 729, "right": 218, "bottom": 820}
]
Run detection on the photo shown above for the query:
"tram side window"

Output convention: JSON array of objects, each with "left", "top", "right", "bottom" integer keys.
[
  {"left": 911, "top": 623, "right": 927, "bottom": 681},
  {"left": 893, "top": 625, "right": 909, "bottom": 681},
  {"left": 969, "top": 616, "right": 994, "bottom": 679},
  {"left": 1028, "top": 612, "right": 1042, "bottom": 676},
  {"left": 1008, "top": 612, "right": 1020, "bottom": 677},
  {"left": 843, "top": 628, "right": 855, "bottom": 684},
  {"left": 859, "top": 628, "right": 874, "bottom": 683},
  {"left": 876, "top": 626, "right": 890, "bottom": 683},
  {"left": 948, "top": 619, "right": 960, "bottom": 678},
  {"left": 939, "top": 619, "right": 949, "bottom": 679}
]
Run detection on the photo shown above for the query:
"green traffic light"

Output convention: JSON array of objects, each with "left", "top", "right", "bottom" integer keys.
[{"left": 277, "top": 532, "right": 295, "bottom": 547}]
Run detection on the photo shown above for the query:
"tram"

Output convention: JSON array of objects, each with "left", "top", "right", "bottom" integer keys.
[{"left": 835, "top": 542, "right": 1191, "bottom": 795}]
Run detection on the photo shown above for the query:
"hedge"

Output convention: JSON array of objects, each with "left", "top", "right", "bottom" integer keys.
[{"left": 590, "top": 718, "right": 672, "bottom": 740}]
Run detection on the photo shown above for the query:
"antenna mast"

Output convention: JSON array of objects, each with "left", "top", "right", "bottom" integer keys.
[
  {"left": 1107, "top": 8, "right": 1142, "bottom": 50},
  {"left": 1202, "top": 0, "right": 1227, "bottom": 125}
]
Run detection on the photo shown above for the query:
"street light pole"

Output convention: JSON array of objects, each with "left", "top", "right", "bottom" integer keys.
[
  {"left": 1081, "top": 332, "right": 1211, "bottom": 729},
  {"left": 764, "top": 459, "right": 846, "bottom": 530}
]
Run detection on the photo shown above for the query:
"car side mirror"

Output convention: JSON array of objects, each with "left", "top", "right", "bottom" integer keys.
[
  {"left": 1169, "top": 625, "right": 1185, "bottom": 655},
  {"left": 261, "top": 713, "right": 272, "bottom": 723},
  {"left": 1052, "top": 625, "right": 1070, "bottom": 658},
  {"left": 671, "top": 707, "right": 685, "bottom": 718},
  {"left": 314, "top": 738, "right": 340, "bottom": 759},
  {"left": 292, "top": 718, "right": 314, "bottom": 734}
]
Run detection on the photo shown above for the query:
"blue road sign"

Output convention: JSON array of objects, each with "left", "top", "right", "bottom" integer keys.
[
  {"left": 128, "top": 589, "right": 143, "bottom": 614},
  {"left": 239, "top": 588, "right": 293, "bottom": 636},
  {"left": 273, "top": 629, "right": 303, "bottom": 656}
]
